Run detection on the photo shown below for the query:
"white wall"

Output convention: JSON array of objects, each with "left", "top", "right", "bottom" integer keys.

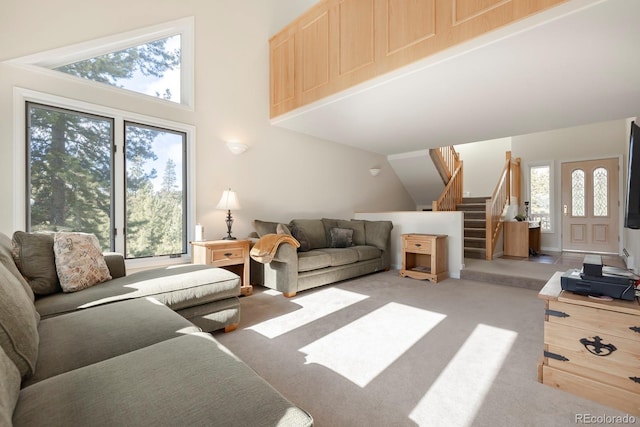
[
  {"left": 0, "top": 0, "right": 415, "bottom": 240},
  {"left": 354, "top": 211, "right": 464, "bottom": 279},
  {"left": 512, "top": 119, "right": 628, "bottom": 252},
  {"left": 454, "top": 137, "right": 512, "bottom": 198}
]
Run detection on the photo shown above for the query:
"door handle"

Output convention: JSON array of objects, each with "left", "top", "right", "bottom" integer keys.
[{"left": 563, "top": 204, "right": 568, "bottom": 216}]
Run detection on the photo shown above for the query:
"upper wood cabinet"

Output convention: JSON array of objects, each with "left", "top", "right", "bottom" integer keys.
[{"left": 269, "top": 0, "right": 568, "bottom": 118}]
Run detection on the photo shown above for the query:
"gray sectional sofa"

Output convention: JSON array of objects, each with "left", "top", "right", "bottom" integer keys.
[
  {"left": 252, "top": 218, "right": 393, "bottom": 297},
  {"left": 0, "top": 232, "right": 313, "bottom": 426}
]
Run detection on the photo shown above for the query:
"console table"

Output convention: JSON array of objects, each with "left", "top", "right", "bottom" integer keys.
[
  {"left": 191, "top": 240, "right": 252, "bottom": 296},
  {"left": 504, "top": 220, "right": 541, "bottom": 257},
  {"left": 538, "top": 272, "right": 640, "bottom": 415},
  {"left": 399, "top": 234, "right": 447, "bottom": 283}
]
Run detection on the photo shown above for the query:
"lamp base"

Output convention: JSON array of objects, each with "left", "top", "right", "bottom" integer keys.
[{"left": 222, "top": 236, "right": 237, "bottom": 240}]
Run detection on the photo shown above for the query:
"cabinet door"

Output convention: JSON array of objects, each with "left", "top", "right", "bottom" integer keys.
[
  {"left": 298, "top": 2, "right": 332, "bottom": 105},
  {"left": 270, "top": 26, "right": 297, "bottom": 117}
]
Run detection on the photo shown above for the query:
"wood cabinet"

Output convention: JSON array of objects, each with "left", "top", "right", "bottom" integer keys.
[
  {"left": 191, "top": 240, "right": 252, "bottom": 296},
  {"left": 400, "top": 234, "right": 447, "bottom": 283},
  {"left": 270, "top": 0, "right": 569, "bottom": 118},
  {"left": 538, "top": 272, "right": 640, "bottom": 416},
  {"left": 503, "top": 221, "right": 541, "bottom": 257}
]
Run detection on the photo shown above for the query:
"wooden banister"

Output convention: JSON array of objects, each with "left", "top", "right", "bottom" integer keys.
[
  {"left": 485, "top": 151, "right": 521, "bottom": 260},
  {"left": 432, "top": 160, "right": 463, "bottom": 212}
]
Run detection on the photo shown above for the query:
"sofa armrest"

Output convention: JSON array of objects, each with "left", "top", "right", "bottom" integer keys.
[
  {"left": 263, "top": 243, "right": 298, "bottom": 296},
  {"left": 103, "top": 252, "right": 126, "bottom": 279}
]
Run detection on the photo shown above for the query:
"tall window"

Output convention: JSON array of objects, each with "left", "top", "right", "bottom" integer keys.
[
  {"left": 529, "top": 164, "right": 552, "bottom": 232},
  {"left": 26, "top": 102, "right": 189, "bottom": 259}
]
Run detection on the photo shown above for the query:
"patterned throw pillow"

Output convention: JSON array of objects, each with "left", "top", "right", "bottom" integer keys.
[
  {"left": 53, "top": 232, "right": 112, "bottom": 293},
  {"left": 329, "top": 227, "right": 354, "bottom": 248}
]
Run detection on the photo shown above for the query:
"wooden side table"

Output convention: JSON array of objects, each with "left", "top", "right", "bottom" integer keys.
[
  {"left": 191, "top": 240, "right": 253, "bottom": 296},
  {"left": 399, "top": 234, "right": 448, "bottom": 283},
  {"left": 504, "top": 220, "right": 541, "bottom": 257}
]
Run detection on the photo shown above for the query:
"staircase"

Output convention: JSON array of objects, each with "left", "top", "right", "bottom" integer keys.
[{"left": 459, "top": 197, "right": 489, "bottom": 259}]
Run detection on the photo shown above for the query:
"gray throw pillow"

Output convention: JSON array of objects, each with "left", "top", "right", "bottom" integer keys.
[
  {"left": 290, "top": 225, "right": 311, "bottom": 252},
  {"left": 329, "top": 227, "right": 354, "bottom": 248},
  {"left": 12, "top": 231, "right": 61, "bottom": 295},
  {"left": 276, "top": 223, "right": 292, "bottom": 235},
  {"left": 253, "top": 220, "right": 279, "bottom": 237}
]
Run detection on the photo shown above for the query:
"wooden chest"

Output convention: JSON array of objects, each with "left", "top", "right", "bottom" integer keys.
[{"left": 538, "top": 272, "right": 640, "bottom": 415}]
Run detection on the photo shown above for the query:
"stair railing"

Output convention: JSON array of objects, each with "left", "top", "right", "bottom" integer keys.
[
  {"left": 432, "top": 160, "right": 463, "bottom": 211},
  {"left": 485, "top": 151, "right": 521, "bottom": 259},
  {"left": 429, "top": 146, "right": 461, "bottom": 183}
]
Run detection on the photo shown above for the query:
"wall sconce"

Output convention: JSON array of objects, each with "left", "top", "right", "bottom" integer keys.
[
  {"left": 369, "top": 167, "right": 381, "bottom": 177},
  {"left": 226, "top": 140, "right": 249, "bottom": 155}
]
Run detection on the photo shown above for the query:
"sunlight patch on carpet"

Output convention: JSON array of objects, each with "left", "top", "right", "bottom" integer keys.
[
  {"left": 247, "top": 288, "right": 369, "bottom": 339},
  {"left": 409, "top": 324, "right": 517, "bottom": 427},
  {"left": 299, "top": 302, "right": 446, "bottom": 387}
]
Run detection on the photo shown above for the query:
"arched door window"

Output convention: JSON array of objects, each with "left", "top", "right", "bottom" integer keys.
[
  {"left": 593, "top": 167, "right": 608, "bottom": 216},
  {"left": 571, "top": 169, "right": 585, "bottom": 216}
]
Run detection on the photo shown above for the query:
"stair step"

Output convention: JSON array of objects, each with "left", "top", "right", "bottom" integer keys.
[
  {"left": 463, "top": 211, "right": 486, "bottom": 220},
  {"left": 464, "top": 238, "right": 486, "bottom": 248},
  {"left": 464, "top": 219, "right": 485, "bottom": 229},
  {"left": 464, "top": 228, "right": 485, "bottom": 238},
  {"left": 462, "top": 197, "right": 490, "bottom": 204},
  {"left": 457, "top": 203, "right": 486, "bottom": 212},
  {"left": 464, "top": 247, "right": 486, "bottom": 259}
]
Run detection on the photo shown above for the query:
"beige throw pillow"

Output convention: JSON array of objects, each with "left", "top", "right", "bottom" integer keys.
[{"left": 54, "top": 232, "right": 112, "bottom": 293}]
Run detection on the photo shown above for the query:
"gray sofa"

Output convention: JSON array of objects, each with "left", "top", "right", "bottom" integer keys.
[
  {"left": 252, "top": 218, "right": 393, "bottom": 297},
  {"left": 10, "top": 231, "right": 240, "bottom": 333},
  {"left": 0, "top": 231, "right": 313, "bottom": 426}
]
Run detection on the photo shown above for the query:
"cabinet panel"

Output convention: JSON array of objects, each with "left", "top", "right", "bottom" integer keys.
[
  {"left": 300, "top": 11, "right": 330, "bottom": 94},
  {"left": 337, "top": 0, "right": 375, "bottom": 76},
  {"left": 385, "top": 0, "right": 436, "bottom": 54},
  {"left": 269, "top": 30, "right": 296, "bottom": 117},
  {"left": 453, "top": 0, "right": 512, "bottom": 24},
  {"left": 548, "top": 300, "right": 640, "bottom": 341}
]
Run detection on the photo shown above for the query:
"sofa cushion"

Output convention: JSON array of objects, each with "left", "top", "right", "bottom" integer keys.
[
  {"left": 25, "top": 297, "right": 200, "bottom": 386},
  {"left": 12, "top": 231, "right": 61, "bottom": 295},
  {"left": 290, "top": 225, "right": 311, "bottom": 252},
  {"left": 321, "top": 248, "right": 359, "bottom": 266},
  {"left": 0, "top": 263, "right": 39, "bottom": 380},
  {"left": 253, "top": 219, "right": 279, "bottom": 237},
  {"left": 0, "top": 345, "right": 20, "bottom": 427},
  {"left": 0, "top": 233, "right": 35, "bottom": 302},
  {"left": 35, "top": 264, "right": 240, "bottom": 319},
  {"left": 291, "top": 219, "right": 327, "bottom": 249},
  {"left": 352, "top": 245, "right": 382, "bottom": 262},
  {"left": 14, "top": 333, "right": 313, "bottom": 427},
  {"left": 54, "top": 232, "right": 112, "bottom": 292},
  {"left": 329, "top": 227, "right": 353, "bottom": 248},
  {"left": 364, "top": 220, "right": 394, "bottom": 250},
  {"left": 349, "top": 219, "right": 367, "bottom": 246},
  {"left": 276, "top": 223, "right": 291, "bottom": 235},
  {"left": 322, "top": 218, "right": 366, "bottom": 246},
  {"left": 298, "top": 250, "right": 332, "bottom": 272}
]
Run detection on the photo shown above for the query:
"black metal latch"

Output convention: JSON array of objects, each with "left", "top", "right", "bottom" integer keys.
[
  {"left": 544, "top": 351, "right": 569, "bottom": 362},
  {"left": 546, "top": 309, "right": 570, "bottom": 318},
  {"left": 580, "top": 336, "right": 617, "bottom": 357}
]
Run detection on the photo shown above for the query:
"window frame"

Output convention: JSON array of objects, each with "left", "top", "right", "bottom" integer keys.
[
  {"left": 14, "top": 88, "right": 196, "bottom": 269},
  {"left": 5, "top": 17, "right": 194, "bottom": 109},
  {"left": 526, "top": 160, "right": 555, "bottom": 234}
]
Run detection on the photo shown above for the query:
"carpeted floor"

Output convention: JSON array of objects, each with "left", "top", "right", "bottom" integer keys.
[{"left": 215, "top": 268, "right": 632, "bottom": 427}]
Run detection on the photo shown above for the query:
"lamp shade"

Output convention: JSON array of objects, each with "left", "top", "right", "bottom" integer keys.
[{"left": 216, "top": 189, "right": 241, "bottom": 211}]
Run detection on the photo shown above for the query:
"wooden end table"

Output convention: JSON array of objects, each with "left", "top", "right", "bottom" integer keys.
[{"left": 191, "top": 239, "right": 253, "bottom": 296}]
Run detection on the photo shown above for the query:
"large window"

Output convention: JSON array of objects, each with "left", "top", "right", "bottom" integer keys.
[
  {"left": 26, "top": 101, "right": 190, "bottom": 260},
  {"left": 529, "top": 163, "right": 553, "bottom": 232}
]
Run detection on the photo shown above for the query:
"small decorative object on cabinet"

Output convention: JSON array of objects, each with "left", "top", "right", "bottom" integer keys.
[
  {"left": 191, "top": 239, "right": 252, "bottom": 296},
  {"left": 538, "top": 272, "right": 640, "bottom": 416},
  {"left": 400, "top": 234, "right": 447, "bottom": 283}
]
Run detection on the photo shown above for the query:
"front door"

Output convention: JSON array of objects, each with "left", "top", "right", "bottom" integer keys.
[{"left": 561, "top": 158, "right": 619, "bottom": 253}]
